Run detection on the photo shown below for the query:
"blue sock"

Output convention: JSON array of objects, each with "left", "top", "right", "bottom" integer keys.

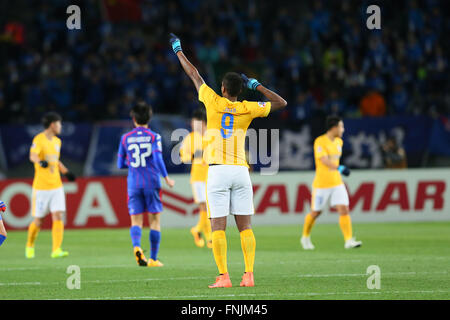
[
  {"left": 130, "top": 226, "right": 142, "bottom": 248},
  {"left": 0, "top": 235, "right": 6, "bottom": 247},
  {"left": 149, "top": 229, "right": 161, "bottom": 261}
]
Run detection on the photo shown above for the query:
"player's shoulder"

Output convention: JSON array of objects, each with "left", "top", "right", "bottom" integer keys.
[
  {"left": 120, "top": 128, "right": 136, "bottom": 143},
  {"left": 336, "top": 137, "right": 343, "bottom": 145},
  {"left": 33, "top": 132, "right": 45, "bottom": 141},
  {"left": 190, "top": 131, "right": 203, "bottom": 139},
  {"left": 243, "top": 100, "right": 267, "bottom": 108},
  {"left": 145, "top": 128, "right": 161, "bottom": 142},
  {"left": 54, "top": 136, "right": 61, "bottom": 143},
  {"left": 233, "top": 100, "right": 254, "bottom": 113},
  {"left": 199, "top": 83, "right": 219, "bottom": 98},
  {"left": 314, "top": 134, "right": 326, "bottom": 144}
]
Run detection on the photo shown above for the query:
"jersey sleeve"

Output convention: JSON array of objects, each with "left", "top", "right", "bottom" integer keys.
[
  {"left": 198, "top": 83, "right": 220, "bottom": 110},
  {"left": 247, "top": 101, "right": 271, "bottom": 118},
  {"left": 30, "top": 136, "right": 42, "bottom": 155},
  {"left": 153, "top": 134, "right": 168, "bottom": 177},
  {"left": 314, "top": 138, "right": 328, "bottom": 159},
  {"left": 117, "top": 135, "right": 128, "bottom": 169},
  {"left": 153, "top": 134, "right": 163, "bottom": 153}
]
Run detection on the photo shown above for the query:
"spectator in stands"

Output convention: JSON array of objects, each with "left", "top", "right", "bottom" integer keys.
[
  {"left": 0, "top": 0, "right": 448, "bottom": 123},
  {"left": 381, "top": 137, "right": 408, "bottom": 169},
  {"left": 359, "top": 90, "right": 386, "bottom": 117},
  {"left": 391, "top": 84, "right": 409, "bottom": 115}
]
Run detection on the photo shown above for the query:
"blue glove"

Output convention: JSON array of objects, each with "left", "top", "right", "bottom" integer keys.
[
  {"left": 338, "top": 165, "right": 351, "bottom": 177},
  {"left": 169, "top": 33, "right": 182, "bottom": 53},
  {"left": 241, "top": 73, "right": 261, "bottom": 90},
  {"left": 0, "top": 200, "right": 6, "bottom": 212}
]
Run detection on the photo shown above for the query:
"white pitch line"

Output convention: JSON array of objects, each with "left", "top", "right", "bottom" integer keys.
[
  {"left": 47, "top": 289, "right": 450, "bottom": 300},
  {"left": 0, "top": 281, "right": 42, "bottom": 286},
  {"left": 0, "top": 271, "right": 447, "bottom": 287},
  {"left": 1, "top": 256, "right": 449, "bottom": 272},
  {"left": 291, "top": 271, "right": 448, "bottom": 278}
]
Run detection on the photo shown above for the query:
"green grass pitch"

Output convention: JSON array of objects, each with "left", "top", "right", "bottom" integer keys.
[{"left": 0, "top": 222, "right": 449, "bottom": 300}]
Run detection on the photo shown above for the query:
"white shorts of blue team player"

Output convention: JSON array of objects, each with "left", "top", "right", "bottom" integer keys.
[
  {"left": 32, "top": 187, "right": 66, "bottom": 218},
  {"left": 206, "top": 164, "right": 254, "bottom": 218},
  {"left": 191, "top": 181, "right": 207, "bottom": 204},
  {"left": 311, "top": 184, "right": 349, "bottom": 212}
]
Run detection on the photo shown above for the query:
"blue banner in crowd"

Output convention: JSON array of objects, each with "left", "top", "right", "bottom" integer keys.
[
  {"left": 275, "top": 116, "right": 435, "bottom": 170},
  {"left": 83, "top": 116, "right": 189, "bottom": 176},
  {"left": 0, "top": 116, "right": 447, "bottom": 175},
  {"left": 0, "top": 123, "right": 92, "bottom": 169},
  {"left": 429, "top": 116, "right": 450, "bottom": 156}
]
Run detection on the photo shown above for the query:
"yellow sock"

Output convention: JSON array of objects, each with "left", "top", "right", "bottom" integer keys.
[
  {"left": 52, "top": 220, "right": 64, "bottom": 252},
  {"left": 211, "top": 230, "right": 227, "bottom": 274},
  {"left": 201, "top": 210, "right": 212, "bottom": 242},
  {"left": 26, "top": 222, "right": 40, "bottom": 248},
  {"left": 240, "top": 229, "right": 256, "bottom": 273},
  {"left": 302, "top": 213, "right": 316, "bottom": 237},
  {"left": 339, "top": 215, "right": 353, "bottom": 241}
]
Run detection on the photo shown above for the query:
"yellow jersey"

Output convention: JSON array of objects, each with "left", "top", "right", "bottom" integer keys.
[
  {"left": 30, "top": 132, "right": 63, "bottom": 190},
  {"left": 179, "top": 131, "right": 209, "bottom": 182},
  {"left": 198, "top": 83, "right": 271, "bottom": 167},
  {"left": 312, "top": 134, "right": 343, "bottom": 189}
]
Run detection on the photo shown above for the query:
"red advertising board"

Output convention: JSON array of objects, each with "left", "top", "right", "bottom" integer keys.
[{"left": 1, "top": 169, "right": 449, "bottom": 230}]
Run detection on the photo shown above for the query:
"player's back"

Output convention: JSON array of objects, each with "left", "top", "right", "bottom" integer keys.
[
  {"left": 30, "top": 132, "right": 62, "bottom": 190},
  {"left": 119, "top": 127, "right": 163, "bottom": 190},
  {"left": 198, "top": 84, "right": 271, "bottom": 166},
  {"left": 180, "top": 131, "right": 208, "bottom": 182},
  {"left": 313, "top": 134, "right": 343, "bottom": 188}
]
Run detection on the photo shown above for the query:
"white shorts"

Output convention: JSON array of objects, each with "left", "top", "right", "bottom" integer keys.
[
  {"left": 311, "top": 184, "right": 349, "bottom": 212},
  {"left": 32, "top": 187, "right": 66, "bottom": 218},
  {"left": 191, "top": 181, "right": 207, "bottom": 204},
  {"left": 206, "top": 165, "right": 254, "bottom": 218}
]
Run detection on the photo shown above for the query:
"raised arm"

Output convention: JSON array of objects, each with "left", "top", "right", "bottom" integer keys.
[
  {"left": 256, "top": 85, "right": 287, "bottom": 112},
  {"left": 169, "top": 33, "right": 205, "bottom": 92},
  {"left": 241, "top": 73, "right": 287, "bottom": 112}
]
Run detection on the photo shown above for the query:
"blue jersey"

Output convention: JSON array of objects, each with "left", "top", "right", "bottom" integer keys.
[{"left": 117, "top": 127, "right": 168, "bottom": 191}]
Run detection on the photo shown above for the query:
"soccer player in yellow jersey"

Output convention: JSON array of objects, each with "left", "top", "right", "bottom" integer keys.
[
  {"left": 180, "top": 108, "right": 212, "bottom": 249},
  {"left": 25, "top": 112, "right": 76, "bottom": 259},
  {"left": 170, "top": 33, "right": 287, "bottom": 288},
  {"left": 301, "top": 116, "right": 362, "bottom": 250}
]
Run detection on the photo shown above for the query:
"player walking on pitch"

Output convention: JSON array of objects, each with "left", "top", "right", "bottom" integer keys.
[
  {"left": 0, "top": 201, "right": 7, "bottom": 247},
  {"left": 26, "top": 112, "right": 76, "bottom": 259},
  {"left": 180, "top": 108, "right": 212, "bottom": 249},
  {"left": 301, "top": 116, "right": 362, "bottom": 250},
  {"left": 170, "top": 33, "right": 287, "bottom": 288},
  {"left": 118, "top": 102, "right": 175, "bottom": 267}
]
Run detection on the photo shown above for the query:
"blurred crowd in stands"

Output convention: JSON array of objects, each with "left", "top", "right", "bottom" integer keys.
[{"left": 0, "top": 0, "right": 448, "bottom": 124}]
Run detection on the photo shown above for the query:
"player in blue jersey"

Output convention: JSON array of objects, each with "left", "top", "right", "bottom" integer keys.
[
  {"left": 118, "top": 102, "right": 175, "bottom": 267},
  {"left": 0, "top": 200, "right": 7, "bottom": 247}
]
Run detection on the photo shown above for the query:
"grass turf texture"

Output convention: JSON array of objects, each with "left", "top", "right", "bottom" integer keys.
[{"left": 0, "top": 222, "right": 449, "bottom": 300}]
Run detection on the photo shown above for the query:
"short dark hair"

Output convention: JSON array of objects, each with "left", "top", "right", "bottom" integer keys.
[
  {"left": 42, "top": 112, "right": 62, "bottom": 129},
  {"left": 326, "top": 115, "right": 342, "bottom": 131},
  {"left": 192, "top": 107, "right": 206, "bottom": 122},
  {"left": 222, "top": 72, "right": 243, "bottom": 97},
  {"left": 130, "top": 101, "right": 153, "bottom": 125}
]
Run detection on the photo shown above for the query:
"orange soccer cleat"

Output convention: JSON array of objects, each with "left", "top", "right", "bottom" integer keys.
[
  {"left": 208, "top": 273, "right": 232, "bottom": 288},
  {"left": 147, "top": 258, "right": 164, "bottom": 267},
  {"left": 240, "top": 272, "right": 254, "bottom": 287},
  {"left": 134, "top": 247, "right": 148, "bottom": 267}
]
